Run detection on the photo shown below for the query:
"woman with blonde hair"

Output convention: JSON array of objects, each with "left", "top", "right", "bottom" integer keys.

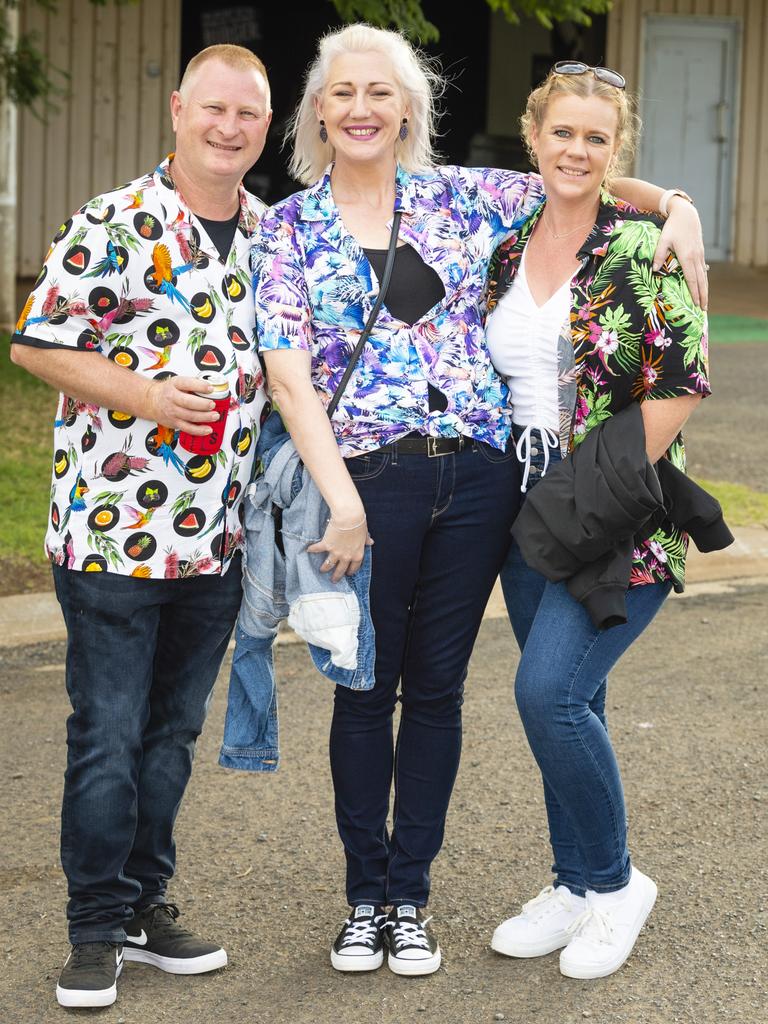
[
  {"left": 486, "top": 63, "right": 712, "bottom": 979},
  {"left": 251, "top": 27, "right": 706, "bottom": 976}
]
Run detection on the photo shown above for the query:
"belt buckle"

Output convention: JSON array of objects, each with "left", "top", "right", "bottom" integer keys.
[
  {"left": 427, "top": 436, "right": 445, "bottom": 458},
  {"left": 427, "top": 436, "right": 457, "bottom": 458}
]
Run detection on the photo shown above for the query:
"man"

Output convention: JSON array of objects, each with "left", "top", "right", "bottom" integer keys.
[{"left": 11, "top": 45, "right": 271, "bottom": 1009}]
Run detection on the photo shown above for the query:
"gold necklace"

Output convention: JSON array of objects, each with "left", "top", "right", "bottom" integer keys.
[{"left": 541, "top": 214, "right": 594, "bottom": 240}]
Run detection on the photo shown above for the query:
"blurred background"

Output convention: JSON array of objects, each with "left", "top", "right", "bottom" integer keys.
[{"left": 0, "top": 0, "right": 766, "bottom": 595}]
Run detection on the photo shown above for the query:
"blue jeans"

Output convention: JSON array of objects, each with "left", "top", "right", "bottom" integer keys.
[
  {"left": 501, "top": 436, "right": 670, "bottom": 895},
  {"left": 52, "top": 558, "right": 242, "bottom": 943},
  {"left": 330, "top": 441, "right": 521, "bottom": 907}
]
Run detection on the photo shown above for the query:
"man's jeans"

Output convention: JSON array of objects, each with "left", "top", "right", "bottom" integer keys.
[
  {"left": 501, "top": 435, "right": 670, "bottom": 895},
  {"left": 52, "top": 558, "right": 242, "bottom": 943},
  {"left": 330, "top": 441, "right": 521, "bottom": 907}
]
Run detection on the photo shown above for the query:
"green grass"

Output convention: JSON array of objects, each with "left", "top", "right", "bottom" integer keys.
[
  {"left": 708, "top": 315, "right": 768, "bottom": 344},
  {"left": 0, "top": 332, "right": 57, "bottom": 564},
  {"left": 695, "top": 478, "right": 768, "bottom": 528},
  {"left": 1, "top": 330, "right": 766, "bottom": 572}
]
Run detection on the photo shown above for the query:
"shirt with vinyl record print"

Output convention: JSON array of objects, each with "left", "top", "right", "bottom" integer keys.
[{"left": 14, "top": 155, "right": 268, "bottom": 579}]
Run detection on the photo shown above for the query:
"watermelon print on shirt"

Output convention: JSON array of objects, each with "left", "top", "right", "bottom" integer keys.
[{"left": 14, "top": 156, "right": 268, "bottom": 579}]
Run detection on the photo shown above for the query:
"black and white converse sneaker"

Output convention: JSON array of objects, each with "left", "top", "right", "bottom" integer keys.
[
  {"left": 56, "top": 941, "right": 123, "bottom": 1007},
  {"left": 385, "top": 905, "right": 441, "bottom": 976},
  {"left": 331, "top": 904, "right": 387, "bottom": 972},
  {"left": 124, "top": 903, "right": 227, "bottom": 974}
]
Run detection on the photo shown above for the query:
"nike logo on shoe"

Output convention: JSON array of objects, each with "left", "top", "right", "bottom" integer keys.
[{"left": 126, "top": 930, "right": 148, "bottom": 946}]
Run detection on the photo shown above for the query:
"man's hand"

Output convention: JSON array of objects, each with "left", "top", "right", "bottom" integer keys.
[
  {"left": 654, "top": 197, "right": 709, "bottom": 309},
  {"left": 144, "top": 377, "right": 219, "bottom": 434},
  {"left": 10, "top": 344, "right": 220, "bottom": 431}
]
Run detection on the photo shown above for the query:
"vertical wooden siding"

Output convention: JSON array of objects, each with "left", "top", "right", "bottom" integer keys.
[
  {"left": 16, "top": 0, "right": 181, "bottom": 275},
  {"left": 606, "top": 0, "right": 768, "bottom": 266}
]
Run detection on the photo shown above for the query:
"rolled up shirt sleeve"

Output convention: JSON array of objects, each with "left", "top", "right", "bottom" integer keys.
[{"left": 641, "top": 256, "right": 711, "bottom": 401}]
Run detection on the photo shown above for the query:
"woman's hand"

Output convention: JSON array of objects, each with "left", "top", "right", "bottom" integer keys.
[
  {"left": 654, "top": 197, "right": 709, "bottom": 309},
  {"left": 308, "top": 516, "right": 372, "bottom": 583}
]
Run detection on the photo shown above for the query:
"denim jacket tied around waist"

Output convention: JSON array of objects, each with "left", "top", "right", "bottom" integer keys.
[{"left": 219, "top": 412, "right": 376, "bottom": 772}]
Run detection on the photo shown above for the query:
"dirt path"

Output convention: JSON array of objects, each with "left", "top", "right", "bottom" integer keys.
[{"left": 1, "top": 580, "right": 765, "bottom": 1024}]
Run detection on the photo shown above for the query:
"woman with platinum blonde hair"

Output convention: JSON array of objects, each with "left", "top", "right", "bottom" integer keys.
[
  {"left": 250, "top": 24, "right": 707, "bottom": 977},
  {"left": 287, "top": 22, "right": 441, "bottom": 184}
]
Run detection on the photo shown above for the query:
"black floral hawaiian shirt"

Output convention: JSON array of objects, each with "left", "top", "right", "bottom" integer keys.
[{"left": 487, "top": 193, "right": 711, "bottom": 589}]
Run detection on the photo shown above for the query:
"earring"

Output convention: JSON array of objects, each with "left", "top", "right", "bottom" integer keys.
[
  {"left": 319, "top": 120, "right": 328, "bottom": 144},
  {"left": 399, "top": 118, "right": 409, "bottom": 141}
]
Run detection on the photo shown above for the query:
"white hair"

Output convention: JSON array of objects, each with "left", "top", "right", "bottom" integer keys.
[{"left": 286, "top": 23, "right": 445, "bottom": 186}]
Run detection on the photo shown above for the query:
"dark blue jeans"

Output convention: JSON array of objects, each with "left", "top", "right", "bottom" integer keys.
[
  {"left": 52, "top": 558, "right": 242, "bottom": 943},
  {"left": 501, "top": 436, "right": 670, "bottom": 896},
  {"left": 330, "top": 442, "right": 521, "bottom": 907}
]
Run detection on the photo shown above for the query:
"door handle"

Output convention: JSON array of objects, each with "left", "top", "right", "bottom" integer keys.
[{"left": 714, "top": 101, "right": 728, "bottom": 143}]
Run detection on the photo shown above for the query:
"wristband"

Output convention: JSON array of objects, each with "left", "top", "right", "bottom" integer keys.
[{"left": 660, "top": 188, "right": 694, "bottom": 218}]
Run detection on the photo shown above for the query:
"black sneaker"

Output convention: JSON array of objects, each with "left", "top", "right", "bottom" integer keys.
[
  {"left": 385, "top": 905, "right": 441, "bottom": 976},
  {"left": 124, "top": 903, "right": 227, "bottom": 974},
  {"left": 331, "top": 904, "right": 387, "bottom": 972},
  {"left": 56, "top": 941, "right": 123, "bottom": 1008}
]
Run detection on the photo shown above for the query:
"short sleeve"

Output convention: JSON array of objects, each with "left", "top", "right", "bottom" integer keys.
[
  {"left": 251, "top": 205, "right": 314, "bottom": 354},
  {"left": 14, "top": 215, "right": 117, "bottom": 352},
  {"left": 442, "top": 166, "right": 545, "bottom": 248},
  {"left": 643, "top": 257, "right": 711, "bottom": 400}
]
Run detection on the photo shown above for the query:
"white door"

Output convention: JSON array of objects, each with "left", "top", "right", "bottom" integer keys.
[{"left": 637, "top": 16, "right": 740, "bottom": 261}]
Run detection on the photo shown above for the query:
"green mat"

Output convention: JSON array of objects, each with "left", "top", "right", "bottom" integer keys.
[{"left": 708, "top": 315, "right": 768, "bottom": 344}]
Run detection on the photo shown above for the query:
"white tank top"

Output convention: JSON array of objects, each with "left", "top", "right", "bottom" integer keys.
[{"left": 486, "top": 248, "right": 572, "bottom": 490}]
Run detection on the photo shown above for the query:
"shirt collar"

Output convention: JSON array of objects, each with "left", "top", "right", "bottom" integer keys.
[
  {"left": 152, "top": 154, "right": 262, "bottom": 238},
  {"left": 299, "top": 163, "right": 417, "bottom": 222},
  {"left": 575, "top": 191, "right": 633, "bottom": 260}
]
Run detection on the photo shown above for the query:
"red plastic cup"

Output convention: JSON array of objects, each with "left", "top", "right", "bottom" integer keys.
[{"left": 178, "top": 372, "right": 231, "bottom": 455}]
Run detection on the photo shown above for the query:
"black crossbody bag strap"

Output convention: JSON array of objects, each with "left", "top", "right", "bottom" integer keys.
[{"left": 326, "top": 209, "right": 402, "bottom": 420}]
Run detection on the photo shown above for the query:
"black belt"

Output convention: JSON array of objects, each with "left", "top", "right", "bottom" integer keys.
[{"left": 389, "top": 434, "right": 468, "bottom": 458}]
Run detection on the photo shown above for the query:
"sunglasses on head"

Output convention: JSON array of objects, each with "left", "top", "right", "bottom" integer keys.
[{"left": 553, "top": 61, "right": 626, "bottom": 90}]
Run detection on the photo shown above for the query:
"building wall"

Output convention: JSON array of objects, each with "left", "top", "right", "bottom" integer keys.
[
  {"left": 16, "top": 0, "right": 181, "bottom": 276},
  {"left": 486, "top": 13, "right": 551, "bottom": 138},
  {"left": 606, "top": 0, "right": 768, "bottom": 266}
]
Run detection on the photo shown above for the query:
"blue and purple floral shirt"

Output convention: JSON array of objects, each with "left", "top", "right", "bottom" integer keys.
[{"left": 252, "top": 164, "right": 544, "bottom": 456}]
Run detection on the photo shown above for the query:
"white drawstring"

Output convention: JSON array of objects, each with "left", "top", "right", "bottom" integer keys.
[{"left": 515, "top": 424, "right": 560, "bottom": 493}]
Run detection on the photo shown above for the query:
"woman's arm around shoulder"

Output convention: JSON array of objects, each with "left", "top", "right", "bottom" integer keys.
[{"left": 610, "top": 179, "right": 708, "bottom": 309}]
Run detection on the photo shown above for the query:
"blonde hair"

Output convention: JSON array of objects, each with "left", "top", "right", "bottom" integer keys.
[
  {"left": 179, "top": 45, "right": 271, "bottom": 107},
  {"left": 521, "top": 68, "right": 640, "bottom": 182},
  {"left": 287, "top": 24, "right": 444, "bottom": 186}
]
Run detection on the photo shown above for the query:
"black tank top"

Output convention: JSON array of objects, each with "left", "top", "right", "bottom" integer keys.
[{"left": 364, "top": 243, "right": 447, "bottom": 412}]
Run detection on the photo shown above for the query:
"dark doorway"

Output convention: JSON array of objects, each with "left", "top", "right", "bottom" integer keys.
[{"left": 179, "top": 1, "right": 491, "bottom": 204}]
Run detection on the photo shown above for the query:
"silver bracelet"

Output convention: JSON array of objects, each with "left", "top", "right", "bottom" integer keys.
[{"left": 328, "top": 515, "right": 367, "bottom": 531}]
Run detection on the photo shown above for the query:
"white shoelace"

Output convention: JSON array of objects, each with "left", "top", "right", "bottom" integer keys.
[
  {"left": 566, "top": 906, "right": 615, "bottom": 945},
  {"left": 387, "top": 916, "right": 433, "bottom": 951},
  {"left": 340, "top": 916, "right": 384, "bottom": 949},
  {"left": 522, "top": 885, "right": 574, "bottom": 918},
  {"left": 515, "top": 424, "right": 560, "bottom": 493}
]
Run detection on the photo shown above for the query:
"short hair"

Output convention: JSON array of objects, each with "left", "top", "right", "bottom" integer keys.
[
  {"left": 287, "top": 23, "right": 444, "bottom": 186},
  {"left": 521, "top": 68, "right": 641, "bottom": 182},
  {"left": 179, "top": 44, "right": 271, "bottom": 107}
]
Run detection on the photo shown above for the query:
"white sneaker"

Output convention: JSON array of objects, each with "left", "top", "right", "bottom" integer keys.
[
  {"left": 559, "top": 867, "right": 658, "bottom": 979},
  {"left": 491, "top": 885, "right": 586, "bottom": 958}
]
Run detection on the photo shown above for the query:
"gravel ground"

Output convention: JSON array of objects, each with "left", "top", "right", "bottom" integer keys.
[
  {"left": 684, "top": 342, "right": 768, "bottom": 493},
  {"left": 1, "top": 580, "right": 766, "bottom": 1024}
]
